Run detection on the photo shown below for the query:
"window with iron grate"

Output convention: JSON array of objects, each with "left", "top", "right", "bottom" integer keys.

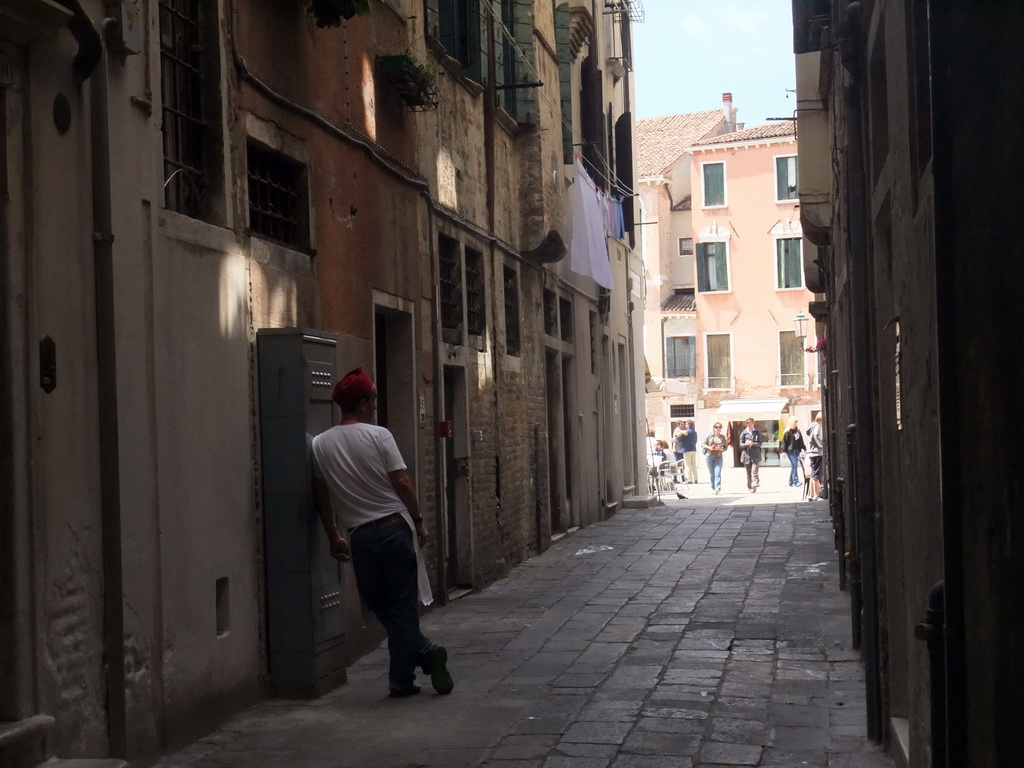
[
  {"left": 465, "top": 247, "right": 485, "bottom": 337},
  {"left": 247, "top": 141, "right": 308, "bottom": 250},
  {"left": 543, "top": 289, "right": 558, "bottom": 337},
  {"left": 160, "top": 0, "right": 218, "bottom": 220},
  {"left": 670, "top": 404, "right": 696, "bottom": 419},
  {"left": 439, "top": 234, "right": 463, "bottom": 343},
  {"left": 504, "top": 265, "right": 520, "bottom": 356},
  {"left": 559, "top": 297, "right": 572, "bottom": 342}
]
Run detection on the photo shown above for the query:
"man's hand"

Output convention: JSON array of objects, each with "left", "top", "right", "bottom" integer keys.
[
  {"left": 329, "top": 534, "right": 351, "bottom": 562},
  {"left": 415, "top": 520, "right": 428, "bottom": 547}
]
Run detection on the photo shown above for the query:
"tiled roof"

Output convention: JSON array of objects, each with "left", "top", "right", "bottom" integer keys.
[
  {"left": 662, "top": 289, "right": 696, "bottom": 313},
  {"left": 636, "top": 111, "right": 726, "bottom": 177},
  {"left": 671, "top": 194, "right": 691, "bottom": 211},
  {"left": 699, "top": 121, "right": 796, "bottom": 146}
]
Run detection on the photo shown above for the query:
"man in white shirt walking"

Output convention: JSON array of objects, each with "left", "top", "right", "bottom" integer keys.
[{"left": 311, "top": 368, "right": 453, "bottom": 698}]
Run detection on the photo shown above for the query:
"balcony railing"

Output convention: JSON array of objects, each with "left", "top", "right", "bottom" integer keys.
[
  {"left": 776, "top": 372, "right": 818, "bottom": 388},
  {"left": 703, "top": 376, "right": 734, "bottom": 390}
]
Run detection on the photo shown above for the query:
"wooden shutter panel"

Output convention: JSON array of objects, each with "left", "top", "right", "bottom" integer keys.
[
  {"left": 555, "top": 3, "right": 572, "bottom": 163},
  {"left": 715, "top": 242, "right": 728, "bottom": 290},
  {"left": 704, "top": 163, "right": 724, "bottom": 206},
  {"left": 697, "top": 243, "right": 709, "bottom": 292},
  {"left": 437, "top": 0, "right": 455, "bottom": 51}
]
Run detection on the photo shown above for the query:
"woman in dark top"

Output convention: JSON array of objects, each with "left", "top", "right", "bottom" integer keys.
[{"left": 781, "top": 418, "right": 806, "bottom": 488}]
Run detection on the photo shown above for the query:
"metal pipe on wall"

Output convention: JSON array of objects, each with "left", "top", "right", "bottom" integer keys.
[
  {"left": 927, "top": 3, "right": 966, "bottom": 763},
  {"left": 842, "top": 73, "right": 883, "bottom": 743},
  {"left": 89, "top": 15, "right": 128, "bottom": 757}
]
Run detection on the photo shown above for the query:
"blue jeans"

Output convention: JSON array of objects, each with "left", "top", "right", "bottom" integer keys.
[
  {"left": 787, "top": 451, "right": 801, "bottom": 486},
  {"left": 350, "top": 519, "right": 435, "bottom": 691},
  {"left": 706, "top": 456, "right": 723, "bottom": 491}
]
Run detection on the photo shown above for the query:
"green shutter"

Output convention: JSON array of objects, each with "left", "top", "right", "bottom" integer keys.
[
  {"left": 704, "top": 163, "right": 724, "bottom": 206},
  {"left": 555, "top": 3, "right": 572, "bottom": 162},
  {"left": 697, "top": 243, "right": 709, "bottom": 292},
  {"left": 777, "top": 238, "right": 802, "bottom": 288},
  {"left": 437, "top": 0, "right": 455, "bottom": 51},
  {"left": 715, "top": 242, "right": 728, "bottom": 290},
  {"left": 776, "top": 157, "right": 787, "bottom": 200},
  {"left": 511, "top": 0, "right": 534, "bottom": 121}
]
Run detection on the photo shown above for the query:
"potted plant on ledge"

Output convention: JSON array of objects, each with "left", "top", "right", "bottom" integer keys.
[
  {"left": 308, "top": 0, "right": 369, "bottom": 28},
  {"left": 378, "top": 54, "right": 439, "bottom": 111}
]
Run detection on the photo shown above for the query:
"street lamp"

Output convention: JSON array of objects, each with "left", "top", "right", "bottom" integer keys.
[{"left": 792, "top": 311, "right": 810, "bottom": 344}]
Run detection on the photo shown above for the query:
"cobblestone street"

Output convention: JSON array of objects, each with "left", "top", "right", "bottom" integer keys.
[{"left": 158, "top": 466, "right": 895, "bottom": 768}]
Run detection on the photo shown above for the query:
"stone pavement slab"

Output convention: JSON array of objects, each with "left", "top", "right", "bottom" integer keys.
[{"left": 156, "top": 466, "right": 894, "bottom": 768}]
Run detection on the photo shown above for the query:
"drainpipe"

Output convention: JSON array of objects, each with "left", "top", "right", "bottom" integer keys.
[
  {"left": 928, "top": 3, "right": 966, "bottom": 764},
  {"left": 423, "top": 198, "right": 447, "bottom": 605},
  {"left": 845, "top": 423, "right": 861, "bottom": 649},
  {"left": 88, "top": 15, "right": 127, "bottom": 758},
  {"left": 843, "top": 72, "right": 883, "bottom": 742},
  {"left": 915, "top": 580, "right": 946, "bottom": 768}
]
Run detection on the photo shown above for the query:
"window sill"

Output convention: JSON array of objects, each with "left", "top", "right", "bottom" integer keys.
[
  {"left": 158, "top": 209, "right": 234, "bottom": 252},
  {"left": 250, "top": 235, "right": 316, "bottom": 277},
  {"left": 427, "top": 37, "right": 484, "bottom": 97},
  {"left": 495, "top": 107, "right": 520, "bottom": 137},
  {"left": 698, "top": 289, "right": 733, "bottom": 295},
  {"left": 701, "top": 204, "right": 728, "bottom": 210},
  {"left": 775, "top": 286, "right": 805, "bottom": 292}
]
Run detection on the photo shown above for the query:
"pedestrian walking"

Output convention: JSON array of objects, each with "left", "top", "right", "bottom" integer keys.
[
  {"left": 672, "top": 421, "right": 686, "bottom": 462},
  {"left": 680, "top": 420, "right": 699, "bottom": 483},
  {"left": 311, "top": 367, "right": 454, "bottom": 699},
  {"left": 806, "top": 412, "right": 825, "bottom": 501},
  {"left": 739, "top": 417, "right": 763, "bottom": 492},
  {"left": 781, "top": 418, "right": 806, "bottom": 488},
  {"left": 702, "top": 422, "right": 728, "bottom": 494}
]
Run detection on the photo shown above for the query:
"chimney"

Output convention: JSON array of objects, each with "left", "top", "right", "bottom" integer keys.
[{"left": 722, "top": 92, "right": 736, "bottom": 132}]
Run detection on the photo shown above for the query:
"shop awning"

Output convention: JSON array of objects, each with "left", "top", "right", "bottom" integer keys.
[{"left": 716, "top": 398, "right": 790, "bottom": 421}]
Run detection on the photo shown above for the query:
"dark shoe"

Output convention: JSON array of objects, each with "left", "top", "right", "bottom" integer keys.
[
  {"left": 427, "top": 645, "right": 454, "bottom": 695},
  {"left": 389, "top": 682, "right": 421, "bottom": 698}
]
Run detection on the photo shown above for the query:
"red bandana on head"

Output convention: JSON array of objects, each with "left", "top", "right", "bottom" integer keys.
[{"left": 332, "top": 367, "right": 375, "bottom": 411}]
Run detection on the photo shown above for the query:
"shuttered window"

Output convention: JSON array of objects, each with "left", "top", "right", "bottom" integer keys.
[
  {"left": 779, "top": 330, "right": 805, "bottom": 386},
  {"left": 705, "top": 334, "right": 732, "bottom": 389},
  {"left": 696, "top": 241, "right": 729, "bottom": 293},
  {"left": 555, "top": 3, "right": 572, "bottom": 162},
  {"left": 775, "top": 155, "right": 798, "bottom": 201},
  {"left": 702, "top": 162, "right": 725, "bottom": 207},
  {"left": 776, "top": 237, "right": 802, "bottom": 289}
]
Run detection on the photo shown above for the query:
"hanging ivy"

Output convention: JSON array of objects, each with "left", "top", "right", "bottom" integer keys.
[{"left": 308, "top": 0, "right": 370, "bottom": 28}]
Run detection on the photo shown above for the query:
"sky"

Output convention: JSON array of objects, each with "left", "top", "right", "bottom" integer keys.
[{"left": 631, "top": 0, "right": 797, "bottom": 127}]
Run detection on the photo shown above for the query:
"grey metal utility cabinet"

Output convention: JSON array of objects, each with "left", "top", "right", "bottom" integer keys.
[{"left": 257, "top": 328, "right": 345, "bottom": 697}]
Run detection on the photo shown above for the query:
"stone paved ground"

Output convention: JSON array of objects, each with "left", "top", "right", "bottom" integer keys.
[{"left": 157, "top": 466, "right": 895, "bottom": 768}]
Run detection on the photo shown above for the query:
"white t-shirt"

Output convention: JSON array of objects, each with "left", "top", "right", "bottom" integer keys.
[{"left": 311, "top": 423, "right": 408, "bottom": 531}]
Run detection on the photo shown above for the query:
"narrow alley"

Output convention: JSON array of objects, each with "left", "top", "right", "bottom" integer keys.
[{"left": 157, "top": 468, "right": 893, "bottom": 768}]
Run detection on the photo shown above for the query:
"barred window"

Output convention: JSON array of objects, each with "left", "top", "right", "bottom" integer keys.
[
  {"left": 247, "top": 142, "right": 308, "bottom": 249},
  {"left": 465, "top": 247, "right": 485, "bottom": 337},
  {"left": 544, "top": 289, "right": 558, "bottom": 337},
  {"left": 439, "top": 234, "right": 463, "bottom": 343},
  {"left": 670, "top": 404, "right": 696, "bottom": 419},
  {"left": 504, "top": 265, "right": 520, "bottom": 357},
  {"left": 160, "top": 0, "right": 213, "bottom": 219},
  {"left": 559, "top": 297, "right": 572, "bottom": 342}
]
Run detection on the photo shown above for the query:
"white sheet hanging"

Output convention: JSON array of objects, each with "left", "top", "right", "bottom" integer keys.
[{"left": 569, "top": 160, "right": 615, "bottom": 289}]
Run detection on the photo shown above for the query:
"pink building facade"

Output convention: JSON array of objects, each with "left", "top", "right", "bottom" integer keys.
[
  {"left": 640, "top": 110, "right": 818, "bottom": 470},
  {"left": 691, "top": 123, "right": 819, "bottom": 464}
]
